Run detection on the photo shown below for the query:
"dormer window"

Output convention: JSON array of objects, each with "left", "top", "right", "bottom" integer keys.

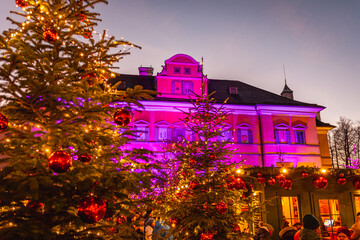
[
  {"left": 229, "top": 86, "right": 238, "bottom": 95},
  {"left": 174, "top": 67, "right": 181, "bottom": 74},
  {"left": 184, "top": 67, "right": 191, "bottom": 75}
]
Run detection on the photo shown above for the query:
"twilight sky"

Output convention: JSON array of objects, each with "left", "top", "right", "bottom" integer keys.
[{"left": 1, "top": 0, "right": 359, "bottom": 125}]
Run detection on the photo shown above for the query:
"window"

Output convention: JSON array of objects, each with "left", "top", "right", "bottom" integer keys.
[
  {"left": 237, "top": 123, "right": 253, "bottom": 144},
  {"left": 355, "top": 196, "right": 360, "bottom": 215},
  {"left": 184, "top": 67, "right": 191, "bottom": 75},
  {"left": 171, "top": 80, "right": 182, "bottom": 94},
  {"left": 218, "top": 129, "right": 233, "bottom": 142},
  {"left": 229, "top": 86, "right": 238, "bottom": 95},
  {"left": 174, "top": 67, "right": 181, "bottom": 74},
  {"left": 182, "top": 81, "right": 194, "bottom": 95},
  {"left": 132, "top": 120, "right": 149, "bottom": 141},
  {"left": 237, "top": 129, "right": 253, "bottom": 143},
  {"left": 295, "top": 131, "right": 305, "bottom": 144},
  {"left": 319, "top": 199, "right": 341, "bottom": 236},
  {"left": 281, "top": 196, "right": 300, "bottom": 226},
  {"left": 275, "top": 130, "right": 291, "bottom": 144},
  {"left": 155, "top": 121, "right": 171, "bottom": 142},
  {"left": 292, "top": 124, "right": 307, "bottom": 144},
  {"left": 172, "top": 128, "right": 196, "bottom": 142}
]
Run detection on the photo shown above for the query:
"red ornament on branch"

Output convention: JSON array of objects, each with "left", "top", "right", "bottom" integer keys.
[
  {"left": 353, "top": 178, "right": 360, "bottom": 189},
  {"left": 256, "top": 173, "right": 266, "bottom": 184},
  {"left": 27, "top": 201, "right": 44, "bottom": 213},
  {"left": 81, "top": 72, "right": 97, "bottom": 86},
  {"left": 301, "top": 172, "right": 309, "bottom": 178},
  {"left": 209, "top": 154, "right": 216, "bottom": 161},
  {"left": 114, "top": 108, "right": 131, "bottom": 127},
  {"left": 43, "top": 29, "right": 58, "bottom": 43},
  {"left": 233, "top": 224, "right": 241, "bottom": 233},
  {"left": 276, "top": 173, "right": 286, "bottom": 182},
  {"left": 75, "top": 12, "right": 86, "bottom": 21},
  {"left": 279, "top": 177, "right": 293, "bottom": 190},
  {"left": 267, "top": 177, "right": 276, "bottom": 186},
  {"left": 189, "top": 180, "right": 200, "bottom": 190},
  {"left": 16, "top": 0, "right": 28, "bottom": 7},
  {"left": 189, "top": 158, "right": 197, "bottom": 167},
  {"left": 337, "top": 173, "right": 346, "bottom": 185},
  {"left": 313, "top": 176, "right": 328, "bottom": 189},
  {"left": 216, "top": 201, "right": 228, "bottom": 214},
  {"left": 78, "top": 196, "right": 107, "bottom": 223},
  {"left": 233, "top": 177, "right": 246, "bottom": 190},
  {"left": 83, "top": 29, "right": 92, "bottom": 39},
  {"left": 170, "top": 217, "right": 180, "bottom": 227},
  {"left": 115, "top": 215, "right": 127, "bottom": 225},
  {"left": 78, "top": 153, "right": 92, "bottom": 163},
  {"left": 48, "top": 150, "right": 72, "bottom": 173},
  {"left": 200, "top": 232, "right": 214, "bottom": 240},
  {"left": 0, "top": 113, "right": 8, "bottom": 132}
]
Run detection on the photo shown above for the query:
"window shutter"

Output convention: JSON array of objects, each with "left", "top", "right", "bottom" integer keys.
[
  {"left": 237, "top": 130, "right": 242, "bottom": 143},
  {"left": 154, "top": 127, "right": 159, "bottom": 141},
  {"left": 286, "top": 130, "right": 291, "bottom": 144},
  {"left": 274, "top": 130, "right": 279, "bottom": 143},
  {"left": 248, "top": 130, "right": 253, "bottom": 144},
  {"left": 167, "top": 128, "right": 172, "bottom": 140}
]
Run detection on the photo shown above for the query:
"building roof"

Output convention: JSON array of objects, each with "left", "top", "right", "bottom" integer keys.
[
  {"left": 316, "top": 118, "right": 335, "bottom": 128},
  {"left": 111, "top": 74, "right": 321, "bottom": 107}
]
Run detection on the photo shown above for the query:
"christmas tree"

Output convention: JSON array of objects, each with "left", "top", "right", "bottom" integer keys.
[
  {"left": 159, "top": 89, "right": 256, "bottom": 240},
  {"left": 0, "top": 0, "right": 157, "bottom": 239}
]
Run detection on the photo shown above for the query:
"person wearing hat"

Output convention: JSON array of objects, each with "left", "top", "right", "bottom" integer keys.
[
  {"left": 336, "top": 226, "right": 351, "bottom": 240},
  {"left": 293, "top": 222, "right": 303, "bottom": 231},
  {"left": 299, "top": 214, "right": 321, "bottom": 240},
  {"left": 145, "top": 218, "right": 156, "bottom": 240},
  {"left": 253, "top": 222, "right": 273, "bottom": 240},
  {"left": 279, "top": 225, "right": 297, "bottom": 240}
]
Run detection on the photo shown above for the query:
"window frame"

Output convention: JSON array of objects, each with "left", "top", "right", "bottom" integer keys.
[
  {"left": 274, "top": 123, "right": 291, "bottom": 144},
  {"left": 292, "top": 124, "right": 307, "bottom": 144},
  {"left": 154, "top": 120, "right": 172, "bottom": 142},
  {"left": 132, "top": 120, "right": 150, "bottom": 142},
  {"left": 280, "top": 196, "right": 301, "bottom": 226},
  {"left": 217, "top": 123, "right": 233, "bottom": 142},
  {"left": 237, "top": 123, "right": 253, "bottom": 144}
]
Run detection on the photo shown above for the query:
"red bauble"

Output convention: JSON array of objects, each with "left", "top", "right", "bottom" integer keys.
[
  {"left": 189, "top": 158, "right": 197, "bottom": 167},
  {"left": 337, "top": 174, "right": 346, "bottom": 185},
  {"left": 43, "top": 29, "right": 58, "bottom": 42},
  {"left": 0, "top": 113, "right": 8, "bottom": 132},
  {"left": 267, "top": 177, "right": 276, "bottom": 186},
  {"left": 256, "top": 173, "right": 266, "bottom": 184},
  {"left": 16, "top": 0, "right": 28, "bottom": 7},
  {"left": 279, "top": 177, "right": 293, "bottom": 190},
  {"left": 301, "top": 172, "right": 309, "bottom": 178},
  {"left": 170, "top": 217, "right": 180, "bottom": 227},
  {"left": 81, "top": 72, "right": 97, "bottom": 86},
  {"left": 200, "top": 232, "right": 214, "bottom": 240},
  {"left": 249, "top": 183, "right": 254, "bottom": 189},
  {"left": 276, "top": 173, "right": 286, "bottom": 182},
  {"left": 78, "top": 153, "right": 92, "bottom": 163},
  {"left": 353, "top": 178, "right": 360, "bottom": 189},
  {"left": 48, "top": 150, "right": 72, "bottom": 173},
  {"left": 115, "top": 215, "right": 127, "bottom": 225},
  {"left": 189, "top": 180, "right": 200, "bottom": 190},
  {"left": 216, "top": 201, "right": 228, "bottom": 214},
  {"left": 114, "top": 108, "right": 131, "bottom": 127},
  {"left": 75, "top": 12, "right": 86, "bottom": 21},
  {"left": 78, "top": 196, "right": 107, "bottom": 223},
  {"left": 195, "top": 98, "right": 201, "bottom": 105},
  {"left": 27, "top": 201, "right": 44, "bottom": 213},
  {"left": 83, "top": 29, "right": 92, "bottom": 39},
  {"left": 313, "top": 176, "right": 328, "bottom": 189},
  {"left": 233, "top": 177, "right": 246, "bottom": 190},
  {"left": 226, "top": 174, "right": 235, "bottom": 183},
  {"left": 209, "top": 154, "right": 216, "bottom": 161},
  {"left": 233, "top": 224, "right": 241, "bottom": 232}
]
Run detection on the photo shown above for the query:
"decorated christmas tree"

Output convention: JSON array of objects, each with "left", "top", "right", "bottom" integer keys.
[
  {"left": 0, "top": 0, "right": 157, "bottom": 239},
  {"left": 159, "top": 89, "right": 257, "bottom": 240}
]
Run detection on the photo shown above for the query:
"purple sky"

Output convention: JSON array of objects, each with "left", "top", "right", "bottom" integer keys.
[{"left": 1, "top": 0, "right": 359, "bottom": 125}]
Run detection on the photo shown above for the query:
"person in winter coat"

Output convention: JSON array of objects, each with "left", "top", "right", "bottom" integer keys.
[
  {"left": 351, "top": 213, "right": 360, "bottom": 240},
  {"left": 145, "top": 218, "right": 155, "bottom": 240},
  {"left": 337, "top": 226, "right": 351, "bottom": 240},
  {"left": 299, "top": 214, "right": 321, "bottom": 240},
  {"left": 153, "top": 220, "right": 173, "bottom": 240},
  {"left": 279, "top": 225, "right": 297, "bottom": 240},
  {"left": 253, "top": 222, "right": 274, "bottom": 240}
]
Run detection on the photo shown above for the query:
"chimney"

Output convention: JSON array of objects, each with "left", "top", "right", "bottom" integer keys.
[{"left": 138, "top": 66, "right": 154, "bottom": 76}]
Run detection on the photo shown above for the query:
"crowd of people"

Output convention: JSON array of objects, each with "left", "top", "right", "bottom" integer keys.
[
  {"left": 252, "top": 213, "right": 360, "bottom": 240},
  {"left": 126, "top": 209, "right": 173, "bottom": 240}
]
